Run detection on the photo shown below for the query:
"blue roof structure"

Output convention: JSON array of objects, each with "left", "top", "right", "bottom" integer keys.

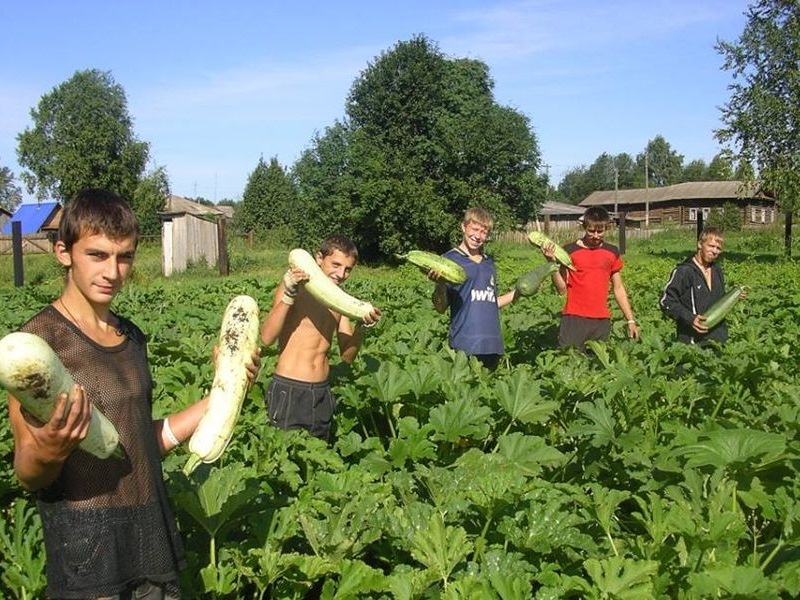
[{"left": 1, "top": 201, "right": 60, "bottom": 235}]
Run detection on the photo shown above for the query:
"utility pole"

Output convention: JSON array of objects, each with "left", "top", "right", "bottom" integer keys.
[
  {"left": 614, "top": 166, "right": 619, "bottom": 217},
  {"left": 644, "top": 154, "right": 650, "bottom": 227}
]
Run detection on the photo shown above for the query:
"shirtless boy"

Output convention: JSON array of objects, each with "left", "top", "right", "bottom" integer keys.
[{"left": 260, "top": 235, "right": 381, "bottom": 440}]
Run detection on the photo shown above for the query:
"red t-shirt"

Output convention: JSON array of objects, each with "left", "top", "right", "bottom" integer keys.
[{"left": 562, "top": 241, "right": 623, "bottom": 319}]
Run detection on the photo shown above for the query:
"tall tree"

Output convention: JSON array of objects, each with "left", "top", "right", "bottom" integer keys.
[
  {"left": 235, "top": 156, "right": 297, "bottom": 241},
  {"left": 0, "top": 161, "right": 23, "bottom": 212},
  {"left": 716, "top": 0, "right": 800, "bottom": 256},
  {"left": 682, "top": 159, "right": 709, "bottom": 182},
  {"left": 16, "top": 69, "right": 149, "bottom": 202},
  {"left": 636, "top": 136, "right": 684, "bottom": 187},
  {"left": 295, "top": 35, "right": 542, "bottom": 257},
  {"left": 132, "top": 166, "right": 169, "bottom": 237},
  {"left": 707, "top": 153, "right": 734, "bottom": 181}
]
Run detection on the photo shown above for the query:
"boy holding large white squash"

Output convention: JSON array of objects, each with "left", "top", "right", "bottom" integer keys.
[
  {"left": 261, "top": 235, "right": 381, "bottom": 440},
  {"left": 5, "top": 189, "right": 260, "bottom": 600}
]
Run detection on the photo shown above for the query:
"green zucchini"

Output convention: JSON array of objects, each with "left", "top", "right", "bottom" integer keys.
[
  {"left": 703, "top": 286, "right": 744, "bottom": 328},
  {"left": 397, "top": 250, "right": 467, "bottom": 284},
  {"left": 527, "top": 231, "right": 576, "bottom": 271},
  {"left": 515, "top": 263, "right": 559, "bottom": 296}
]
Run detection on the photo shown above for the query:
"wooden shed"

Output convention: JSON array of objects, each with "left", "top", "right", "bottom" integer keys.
[
  {"left": 160, "top": 195, "right": 231, "bottom": 276},
  {"left": 580, "top": 181, "right": 776, "bottom": 227}
]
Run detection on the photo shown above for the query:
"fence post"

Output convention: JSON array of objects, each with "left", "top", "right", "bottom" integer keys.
[
  {"left": 12, "top": 221, "right": 24, "bottom": 287},
  {"left": 217, "top": 217, "right": 230, "bottom": 276}
]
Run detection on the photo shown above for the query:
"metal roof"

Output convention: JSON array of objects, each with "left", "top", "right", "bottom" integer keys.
[
  {"left": 1, "top": 201, "right": 60, "bottom": 234},
  {"left": 580, "top": 180, "right": 772, "bottom": 207}
]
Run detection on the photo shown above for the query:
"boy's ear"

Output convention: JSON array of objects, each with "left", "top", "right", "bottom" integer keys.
[
  {"left": 54, "top": 241, "right": 72, "bottom": 267},
  {"left": 316, "top": 251, "right": 324, "bottom": 266}
]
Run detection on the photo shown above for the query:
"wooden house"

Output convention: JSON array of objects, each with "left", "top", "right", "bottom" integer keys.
[{"left": 580, "top": 181, "right": 777, "bottom": 227}]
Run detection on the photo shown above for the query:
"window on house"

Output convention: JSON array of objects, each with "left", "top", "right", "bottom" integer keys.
[
  {"left": 688, "top": 208, "right": 697, "bottom": 221},
  {"left": 702, "top": 207, "right": 711, "bottom": 219}
]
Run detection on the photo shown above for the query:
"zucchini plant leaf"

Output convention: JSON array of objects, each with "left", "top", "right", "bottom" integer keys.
[
  {"left": 495, "top": 368, "right": 558, "bottom": 426},
  {"left": 410, "top": 511, "right": 470, "bottom": 585},
  {"left": 582, "top": 556, "right": 658, "bottom": 600}
]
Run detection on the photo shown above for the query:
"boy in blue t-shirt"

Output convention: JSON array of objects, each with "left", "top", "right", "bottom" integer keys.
[{"left": 431, "top": 207, "right": 517, "bottom": 369}]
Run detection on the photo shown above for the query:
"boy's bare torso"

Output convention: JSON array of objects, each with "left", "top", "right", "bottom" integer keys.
[{"left": 275, "top": 290, "right": 340, "bottom": 383}]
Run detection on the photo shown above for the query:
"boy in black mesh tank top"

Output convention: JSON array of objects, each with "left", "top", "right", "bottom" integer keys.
[{"left": 7, "top": 189, "right": 260, "bottom": 600}]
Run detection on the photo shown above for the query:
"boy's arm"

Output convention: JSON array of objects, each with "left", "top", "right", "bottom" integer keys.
[
  {"left": 261, "top": 268, "right": 308, "bottom": 346},
  {"left": 9, "top": 386, "right": 91, "bottom": 491},
  {"left": 541, "top": 243, "right": 568, "bottom": 294},
  {"left": 338, "top": 307, "right": 382, "bottom": 365},
  {"left": 153, "top": 346, "right": 261, "bottom": 455},
  {"left": 497, "top": 289, "right": 518, "bottom": 308},
  {"left": 659, "top": 268, "right": 696, "bottom": 326},
  {"left": 611, "top": 272, "right": 640, "bottom": 339},
  {"left": 431, "top": 277, "right": 449, "bottom": 313}
]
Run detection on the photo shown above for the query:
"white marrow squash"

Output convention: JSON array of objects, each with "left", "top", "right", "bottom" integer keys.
[
  {"left": 183, "top": 295, "right": 260, "bottom": 475},
  {"left": 0, "top": 331, "right": 121, "bottom": 459},
  {"left": 288, "top": 248, "right": 375, "bottom": 320}
]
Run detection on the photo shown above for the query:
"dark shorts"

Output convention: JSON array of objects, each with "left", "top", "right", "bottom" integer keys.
[
  {"left": 558, "top": 315, "right": 611, "bottom": 350},
  {"left": 89, "top": 580, "right": 179, "bottom": 600},
  {"left": 473, "top": 354, "right": 501, "bottom": 371},
  {"left": 266, "top": 374, "right": 336, "bottom": 440}
]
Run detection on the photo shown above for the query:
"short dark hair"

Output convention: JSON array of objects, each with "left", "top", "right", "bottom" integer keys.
[
  {"left": 319, "top": 235, "right": 358, "bottom": 262},
  {"left": 582, "top": 206, "right": 611, "bottom": 227},
  {"left": 59, "top": 188, "right": 139, "bottom": 250}
]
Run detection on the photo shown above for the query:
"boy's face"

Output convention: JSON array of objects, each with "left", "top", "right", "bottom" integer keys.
[
  {"left": 581, "top": 221, "right": 607, "bottom": 248},
  {"left": 55, "top": 232, "right": 136, "bottom": 305},
  {"left": 317, "top": 249, "right": 357, "bottom": 286},
  {"left": 461, "top": 220, "right": 490, "bottom": 252},
  {"left": 697, "top": 235, "right": 723, "bottom": 264}
]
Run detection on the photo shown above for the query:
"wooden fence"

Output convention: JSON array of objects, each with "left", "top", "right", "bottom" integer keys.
[{"left": 0, "top": 234, "right": 53, "bottom": 255}]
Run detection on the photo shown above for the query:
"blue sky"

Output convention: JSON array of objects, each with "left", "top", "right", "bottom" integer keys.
[{"left": 0, "top": 0, "right": 750, "bottom": 203}]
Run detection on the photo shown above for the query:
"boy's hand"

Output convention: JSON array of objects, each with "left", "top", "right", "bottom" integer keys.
[
  {"left": 426, "top": 269, "right": 443, "bottom": 282},
  {"left": 21, "top": 384, "right": 91, "bottom": 461},
  {"left": 245, "top": 348, "right": 261, "bottom": 388},
  {"left": 541, "top": 242, "right": 557, "bottom": 262},
  {"left": 627, "top": 321, "right": 640, "bottom": 340},
  {"left": 282, "top": 268, "right": 309, "bottom": 305},
  {"left": 692, "top": 314, "right": 710, "bottom": 333},
  {"left": 359, "top": 307, "right": 382, "bottom": 329}
]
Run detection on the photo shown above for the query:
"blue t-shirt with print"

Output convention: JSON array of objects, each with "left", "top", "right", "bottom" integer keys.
[{"left": 443, "top": 248, "right": 503, "bottom": 356}]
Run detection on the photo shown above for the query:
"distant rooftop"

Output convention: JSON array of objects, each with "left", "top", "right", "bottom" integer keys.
[{"left": 1, "top": 201, "right": 60, "bottom": 234}]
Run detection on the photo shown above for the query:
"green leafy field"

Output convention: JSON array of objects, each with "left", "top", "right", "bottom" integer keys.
[{"left": 2, "top": 228, "right": 800, "bottom": 598}]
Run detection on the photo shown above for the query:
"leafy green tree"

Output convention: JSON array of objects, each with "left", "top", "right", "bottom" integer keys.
[
  {"left": 132, "top": 166, "right": 169, "bottom": 238},
  {"left": 716, "top": 0, "right": 800, "bottom": 256},
  {"left": 1, "top": 162, "right": 23, "bottom": 212},
  {"left": 707, "top": 153, "right": 734, "bottom": 181},
  {"left": 636, "top": 136, "right": 684, "bottom": 187},
  {"left": 294, "top": 35, "right": 542, "bottom": 258},
  {"left": 557, "top": 166, "right": 589, "bottom": 204},
  {"left": 16, "top": 69, "right": 149, "bottom": 202},
  {"left": 235, "top": 156, "right": 298, "bottom": 241},
  {"left": 681, "top": 159, "right": 709, "bottom": 182}
]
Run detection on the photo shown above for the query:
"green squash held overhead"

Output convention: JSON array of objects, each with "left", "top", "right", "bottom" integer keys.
[
  {"left": 396, "top": 250, "right": 467, "bottom": 284},
  {"left": 0, "top": 331, "right": 122, "bottom": 459},
  {"left": 527, "top": 231, "right": 577, "bottom": 271},
  {"left": 515, "top": 263, "right": 559, "bottom": 297}
]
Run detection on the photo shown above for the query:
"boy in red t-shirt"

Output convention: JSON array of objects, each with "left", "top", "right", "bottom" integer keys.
[{"left": 541, "top": 206, "right": 639, "bottom": 350}]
